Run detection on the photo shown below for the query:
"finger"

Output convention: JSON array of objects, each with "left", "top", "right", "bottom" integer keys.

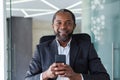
[
  {"left": 54, "top": 66, "right": 66, "bottom": 71},
  {"left": 58, "top": 63, "right": 65, "bottom": 66},
  {"left": 63, "top": 64, "right": 72, "bottom": 71},
  {"left": 55, "top": 63, "right": 65, "bottom": 67},
  {"left": 63, "top": 64, "right": 69, "bottom": 68},
  {"left": 51, "top": 63, "right": 58, "bottom": 70},
  {"left": 55, "top": 70, "right": 66, "bottom": 75},
  {"left": 51, "top": 63, "right": 57, "bottom": 67},
  {"left": 64, "top": 73, "right": 69, "bottom": 77}
]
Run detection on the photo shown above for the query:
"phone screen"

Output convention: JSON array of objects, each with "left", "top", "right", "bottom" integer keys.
[{"left": 55, "top": 55, "right": 66, "bottom": 64}]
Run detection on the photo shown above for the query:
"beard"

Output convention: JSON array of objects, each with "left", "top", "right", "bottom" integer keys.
[{"left": 54, "top": 30, "right": 73, "bottom": 42}]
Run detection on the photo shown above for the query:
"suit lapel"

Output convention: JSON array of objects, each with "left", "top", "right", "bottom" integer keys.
[
  {"left": 49, "top": 39, "right": 58, "bottom": 62},
  {"left": 70, "top": 39, "right": 80, "bottom": 68}
]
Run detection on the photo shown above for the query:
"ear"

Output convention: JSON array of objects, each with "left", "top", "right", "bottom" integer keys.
[
  {"left": 73, "top": 24, "right": 76, "bottom": 29},
  {"left": 52, "top": 23, "right": 54, "bottom": 28}
]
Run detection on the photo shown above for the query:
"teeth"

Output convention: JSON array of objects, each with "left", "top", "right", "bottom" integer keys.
[
  {"left": 60, "top": 31, "right": 66, "bottom": 33},
  {"left": 59, "top": 30, "right": 66, "bottom": 33}
]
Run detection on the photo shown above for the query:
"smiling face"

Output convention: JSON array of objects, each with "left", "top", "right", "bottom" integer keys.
[{"left": 52, "top": 11, "right": 76, "bottom": 42}]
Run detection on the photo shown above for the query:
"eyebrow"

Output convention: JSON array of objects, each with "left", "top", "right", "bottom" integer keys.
[{"left": 55, "top": 20, "right": 72, "bottom": 22}]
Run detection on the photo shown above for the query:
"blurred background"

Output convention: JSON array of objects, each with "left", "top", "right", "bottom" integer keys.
[{"left": 0, "top": 0, "right": 120, "bottom": 80}]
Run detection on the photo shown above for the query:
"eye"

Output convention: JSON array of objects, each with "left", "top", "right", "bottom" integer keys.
[
  {"left": 66, "top": 21, "right": 72, "bottom": 26},
  {"left": 67, "top": 22, "right": 72, "bottom": 25},
  {"left": 56, "top": 21, "right": 61, "bottom": 25}
]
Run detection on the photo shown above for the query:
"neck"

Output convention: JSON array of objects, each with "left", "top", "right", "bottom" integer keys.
[{"left": 58, "top": 39, "right": 70, "bottom": 47}]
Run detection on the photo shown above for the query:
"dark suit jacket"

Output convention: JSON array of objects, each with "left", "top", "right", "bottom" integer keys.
[{"left": 25, "top": 34, "right": 110, "bottom": 80}]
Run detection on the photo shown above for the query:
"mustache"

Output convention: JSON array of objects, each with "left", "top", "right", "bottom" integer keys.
[
  {"left": 55, "top": 30, "right": 73, "bottom": 42},
  {"left": 58, "top": 30, "right": 68, "bottom": 33}
]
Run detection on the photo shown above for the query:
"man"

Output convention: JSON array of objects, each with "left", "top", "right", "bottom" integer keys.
[{"left": 25, "top": 9, "right": 110, "bottom": 80}]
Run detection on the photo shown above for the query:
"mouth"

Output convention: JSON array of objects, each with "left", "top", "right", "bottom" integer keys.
[
  {"left": 58, "top": 30, "right": 68, "bottom": 35},
  {"left": 55, "top": 30, "right": 72, "bottom": 42}
]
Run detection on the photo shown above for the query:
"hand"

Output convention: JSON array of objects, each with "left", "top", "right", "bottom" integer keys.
[
  {"left": 54, "top": 63, "right": 82, "bottom": 80},
  {"left": 42, "top": 63, "right": 58, "bottom": 80}
]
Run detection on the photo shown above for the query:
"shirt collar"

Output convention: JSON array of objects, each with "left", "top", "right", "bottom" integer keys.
[{"left": 56, "top": 38, "right": 72, "bottom": 47}]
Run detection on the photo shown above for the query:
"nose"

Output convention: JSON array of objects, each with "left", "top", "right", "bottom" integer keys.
[{"left": 60, "top": 23, "right": 67, "bottom": 29}]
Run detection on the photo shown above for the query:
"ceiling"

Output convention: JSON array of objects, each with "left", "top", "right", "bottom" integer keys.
[{"left": 6, "top": 0, "right": 82, "bottom": 21}]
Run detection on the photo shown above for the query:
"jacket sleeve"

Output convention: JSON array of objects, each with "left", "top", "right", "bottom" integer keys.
[
  {"left": 25, "top": 45, "right": 42, "bottom": 80},
  {"left": 82, "top": 43, "right": 110, "bottom": 80}
]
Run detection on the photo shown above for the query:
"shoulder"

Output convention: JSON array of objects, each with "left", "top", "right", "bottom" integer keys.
[
  {"left": 72, "top": 33, "right": 91, "bottom": 46},
  {"left": 72, "top": 33, "right": 91, "bottom": 42},
  {"left": 37, "top": 39, "right": 54, "bottom": 48}
]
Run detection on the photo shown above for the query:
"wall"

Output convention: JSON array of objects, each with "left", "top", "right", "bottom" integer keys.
[{"left": 32, "top": 19, "right": 53, "bottom": 53}]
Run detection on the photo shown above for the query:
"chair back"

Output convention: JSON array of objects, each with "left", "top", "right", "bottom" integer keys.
[{"left": 40, "top": 33, "right": 91, "bottom": 43}]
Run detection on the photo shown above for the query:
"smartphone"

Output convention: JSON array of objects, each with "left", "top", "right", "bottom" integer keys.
[{"left": 55, "top": 54, "right": 66, "bottom": 64}]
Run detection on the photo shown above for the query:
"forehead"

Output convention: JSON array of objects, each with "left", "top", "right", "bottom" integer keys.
[{"left": 54, "top": 12, "right": 73, "bottom": 21}]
